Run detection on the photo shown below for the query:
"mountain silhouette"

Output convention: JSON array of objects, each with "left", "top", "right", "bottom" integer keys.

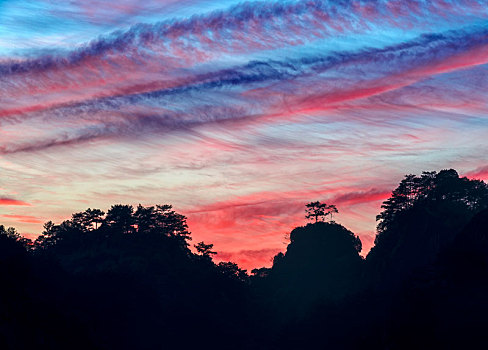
[{"left": 1, "top": 169, "right": 488, "bottom": 349}]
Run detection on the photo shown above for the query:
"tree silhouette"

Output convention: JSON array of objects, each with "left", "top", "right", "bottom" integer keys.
[
  {"left": 153, "top": 204, "right": 191, "bottom": 243},
  {"left": 195, "top": 241, "right": 217, "bottom": 260},
  {"left": 217, "top": 261, "right": 248, "bottom": 282},
  {"left": 104, "top": 204, "right": 135, "bottom": 234},
  {"left": 368, "top": 169, "right": 488, "bottom": 290},
  {"left": 10, "top": 202, "right": 255, "bottom": 350},
  {"left": 2, "top": 170, "right": 488, "bottom": 350},
  {"left": 133, "top": 204, "right": 158, "bottom": 234},
  {"left": 305, "top": 201, "right": 338, "bottom": 223},
  {"left": 34, "top": 221, "right": 60, "bottom": 250},
  {"left": 72, "top": 208, "right": 105, "bottom": 231},
  {"left": 375, "top": 169, "right": 488, "bottom": 234},
  {"left": 328, "top": 204, "right": 338, "bottom": 221},
  {"left": 0, "top": 225, "right": 31, "bottom": 255}
]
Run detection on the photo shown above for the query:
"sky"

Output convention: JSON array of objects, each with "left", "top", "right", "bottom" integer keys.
[{"left": 1, "top": 0, "right": 488, "bottom": 270}]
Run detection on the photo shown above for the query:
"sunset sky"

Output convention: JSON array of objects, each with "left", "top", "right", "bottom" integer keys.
[{"left": 1, "top": 0, "right": 488, "bottom": 270}]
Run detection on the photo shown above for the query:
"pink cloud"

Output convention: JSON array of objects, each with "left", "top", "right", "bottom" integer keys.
[
  {"left": 333, "top": 189, "right": 391, "bottom": 206},
  {"left": 184, "top": 184, "right": 391, "bottom": 269},
  {"left": 465, "top": 166, "right": 488, "bottom": 181},
  {"left": 216, "top": 248, "right": 283, "bottom": 271},
  {"left": 1, "top": 214, "right": 42, "bottom": 224},
  {"left": 0, "top": 197, "right": 31, "bottom": 206},
  {"left": 357, "top": 232, "right": 376, "bottom": 257}
]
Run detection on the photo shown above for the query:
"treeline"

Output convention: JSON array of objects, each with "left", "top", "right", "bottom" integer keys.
[{"left": 1, "top": 169, "right": 488, "bottom": 349}]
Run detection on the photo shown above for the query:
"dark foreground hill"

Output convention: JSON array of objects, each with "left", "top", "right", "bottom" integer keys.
[{"left": 1, "top": 169, "right": 488, "bottom": 349}]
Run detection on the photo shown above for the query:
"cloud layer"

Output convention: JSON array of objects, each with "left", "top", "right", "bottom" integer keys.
[{"left": 2, "top": 0, "right": 488, "bottom": 269}]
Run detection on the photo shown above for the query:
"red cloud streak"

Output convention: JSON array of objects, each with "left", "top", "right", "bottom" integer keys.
[
  {"left": 216, "top": 248, "right": 283, "bottom": 271},
  {"left": 333, "top": 189, "right": 391, "bottom": 206},
  {"left": 0, "top": 197, "right": 31, "bottom": 206},
  {"left": 1, "top": 214, "right": 42, "bottom": 224},
  {"left": 186, "top": 186, "right": 391, "bottom": 270},
  {"left": 465, "top": 166, "right": 488, "bottom": 181}
]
